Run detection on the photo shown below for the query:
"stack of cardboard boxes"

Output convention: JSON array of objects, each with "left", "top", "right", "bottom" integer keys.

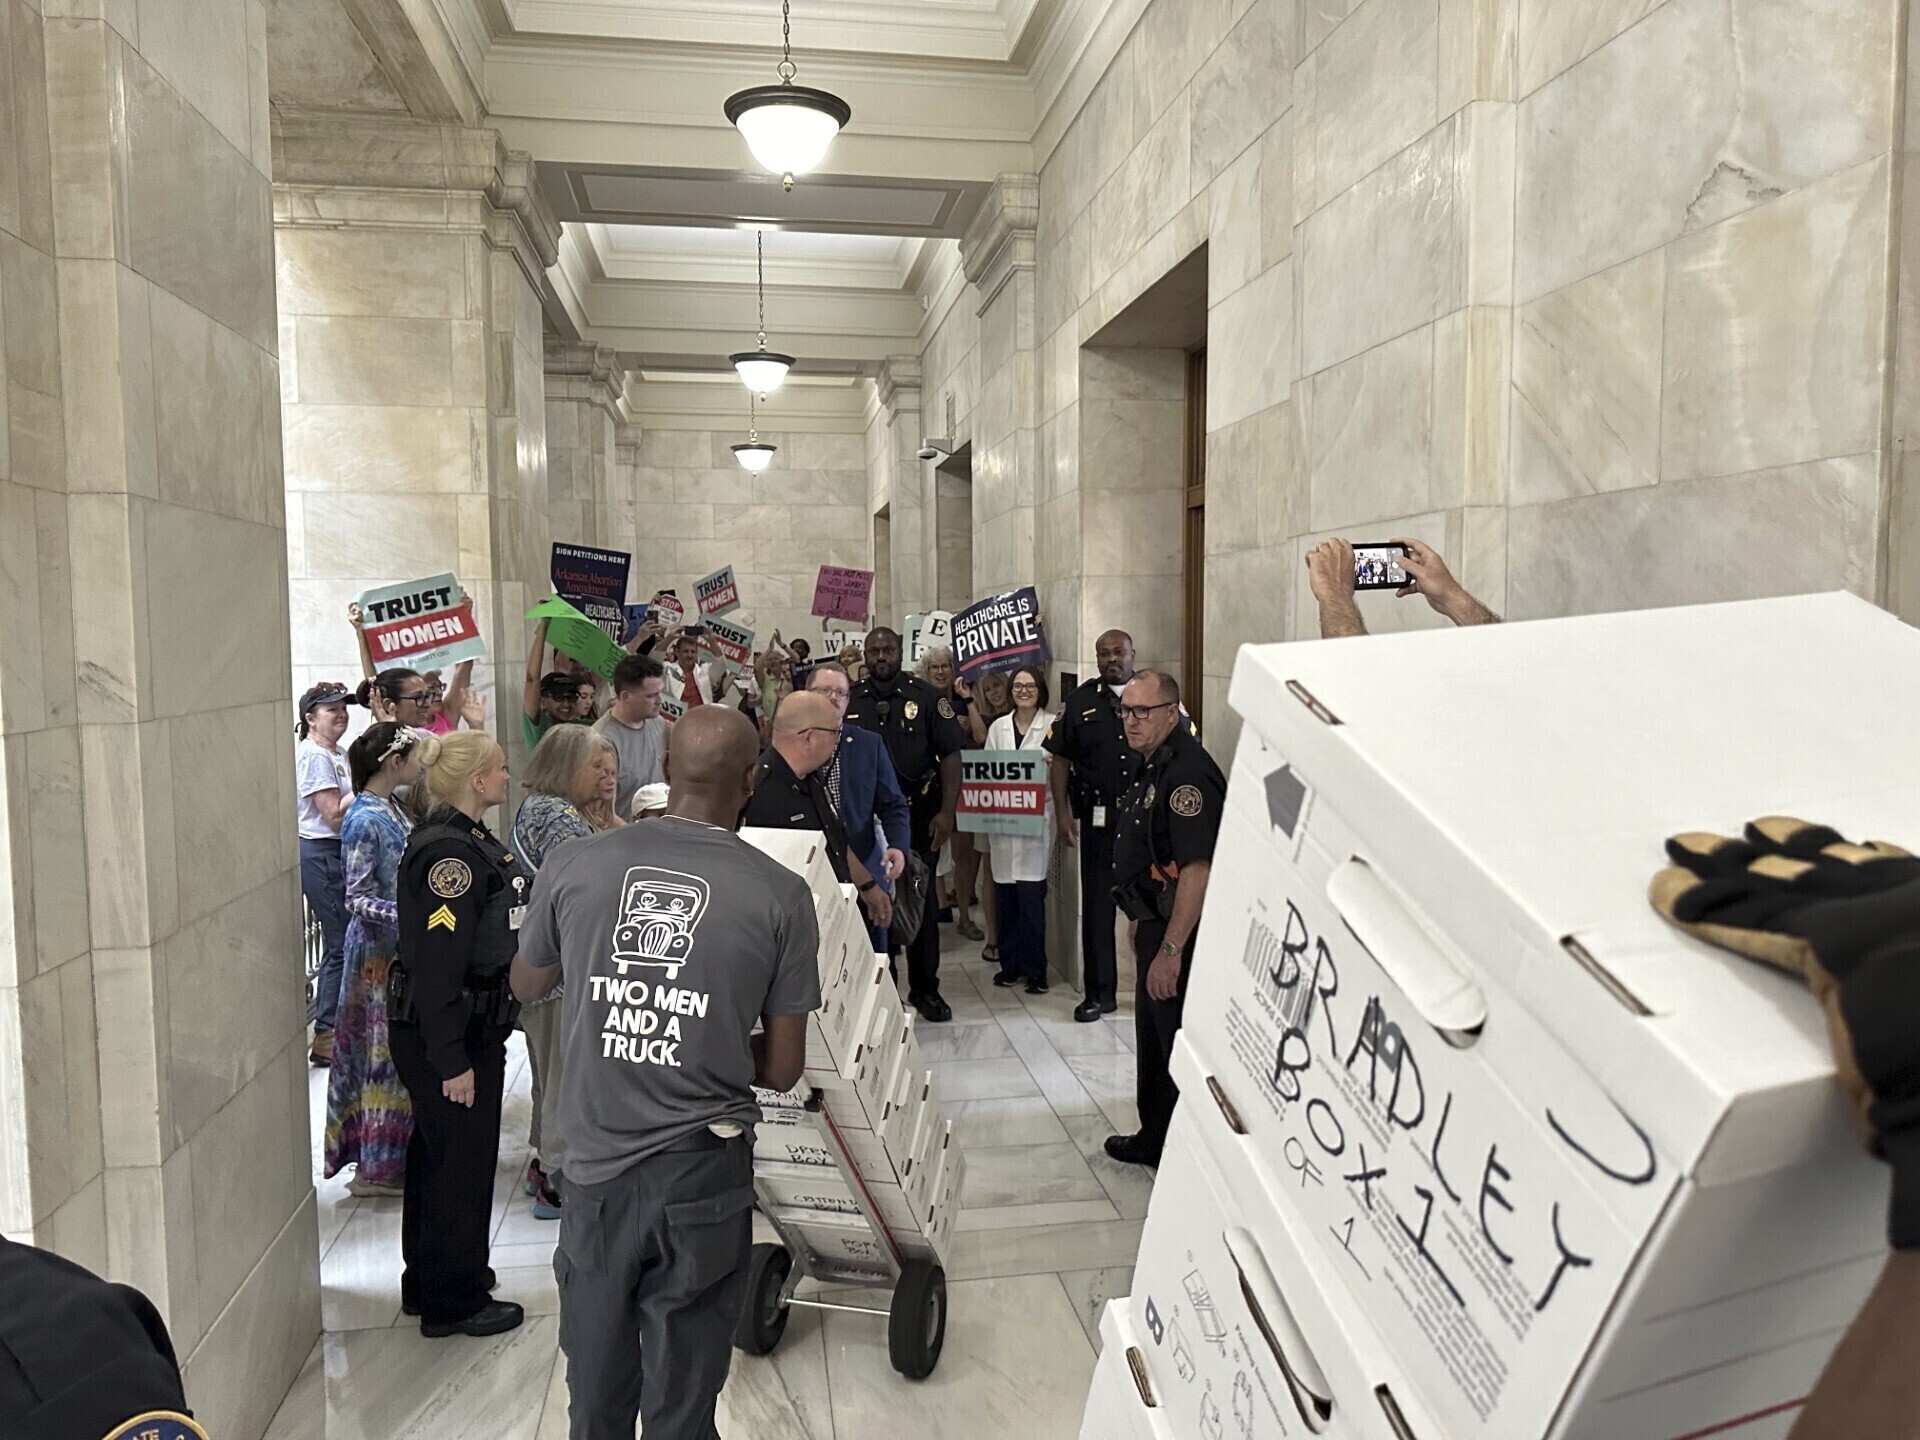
[
  {"left": 1085, "top": 594, "right": 1913, "bottom": 1439},
  {"left": 743, "top": 829, "right": 965, "bottom": 1273}
]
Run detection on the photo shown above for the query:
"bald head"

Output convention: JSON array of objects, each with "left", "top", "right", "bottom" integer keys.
[
  {"left": 664, "top": 704, "right": 761, "bottom": 824},
  {"left": 772, "top": 690, "right": 840, "bottom": 778}
]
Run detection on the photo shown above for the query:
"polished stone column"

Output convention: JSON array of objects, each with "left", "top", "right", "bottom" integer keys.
[
  {"left": 544, "top": 340, "right": 634, "bottom": 554},
  {"left": 874, "top": 355, "right": 931, "bottom": 620},
  {"left": 272, "top": 114, "right": 560, "bottom": 760},
  {"left": 0, "top": 3, "right": 316, "bottom": 1437}
]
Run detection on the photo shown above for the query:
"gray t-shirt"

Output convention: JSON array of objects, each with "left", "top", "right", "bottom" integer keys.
[
  {"left": 593, "top": 712, "right": 667, "bottom": 814},
  {"left": 518, "top": 818, "right": 821, "bottom": 1185}
]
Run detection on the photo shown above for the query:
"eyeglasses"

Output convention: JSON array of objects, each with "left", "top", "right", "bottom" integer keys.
[
  {"left": 795, "top": 726, "right": 840, "bottom": 742},
  {"left": 1011, "top": 683, "right": 1039, "bottom": 693},
  {"left": 1120, "top": 702, "right": 1176, "bottom": 722},
  {"left": 395, "top": 692, "right": 431, "bottom": 705}
]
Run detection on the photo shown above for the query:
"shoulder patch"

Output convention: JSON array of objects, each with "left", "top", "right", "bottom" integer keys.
[
  {"left": 428, "top": 857, "right": 473, "bottom": 898},
  {"left": 105, "top": 1415, "right": 209, "bottom": 1440},
  {"left": 1170, "top": 784, "right": 1205, "bottom": 818},
  {"left": 937, "top": 697, "right": 955, "bottom": 720}
]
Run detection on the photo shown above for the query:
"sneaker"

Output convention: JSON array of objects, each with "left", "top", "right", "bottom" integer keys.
[
  {"left": 421, "top": 1299, "right": 524, "bottom": 1339},
  {"left": 308, "top": 1030, "right": 333, "bottom": 1068},
  {"left": 991, "top": 972, "right": 1021, "bottom": 988},
  {"left": 531, "top": 1179, "right": 563, "bottom": 1220},
  {"left": 1024, "top": 979, "right": 1050, "bottom": 996},
  {"left": 521, "top": 1159, "right": 546, "bottom": 1198}
]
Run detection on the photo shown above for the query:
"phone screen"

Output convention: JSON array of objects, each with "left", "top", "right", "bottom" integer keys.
[{"left": 1353, "top": 544, "right": 1410, "bottom": 592}]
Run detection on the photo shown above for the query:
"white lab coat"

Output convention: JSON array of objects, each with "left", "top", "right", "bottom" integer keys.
[{"left": 985, "top": 708, "right": 1057, "bottom": 883}]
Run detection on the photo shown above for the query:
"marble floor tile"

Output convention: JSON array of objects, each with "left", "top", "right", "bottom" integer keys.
[
  {"left": 1061, "top": 1113, "right": 1155, "bottom": 1221},
  {"left": 1063, "top": 1052, "right": 1143, "bottom": 1133},
  {"left": 492, "top": 1238, "right": 560, "bottom": 1271},
  {"left": 717, "top": 1303, "right": 837, "bottom": 1439},
  {"left": 265, "top": 1318, "right": 561, "bottom": 1440},
  {"left": 955, "top": 1198, "right": 1120, "bottom": 1233},
  {"left": 946, "top": 1218, "right": 1146, "bottom": 1283},
  {"left": 1026, "top": 1013, "right": 1126, "bottom": 1058},
  {"left": 320, "top": 1201, "right": 405, "bottom": 1333},
  {"left": 1104, "top": 1016, "right": 1137, "bottom": 1053},
  {"left": 947, "top": 1096, "right": 1073, "bottom": 1148},
  {"left": 822, "top": 1273, "right": 1097, "bottom": 1440},
  {"left": 926, "top": 1056, "right": 1042, "bottom": 1102},
  {"left": 1058, "top": 1267, "right": 1135, "bottom": 1354},
  {"left": 915, "top": 1021, "right": 1015, "bottom": 1063},
  {"left": 961, "top": 1142, "right": 1108, "bottom": 1208},
  {"left": 993, "top": 1011, "right": 1103, "bottom": 1116},
  {"left": 489, "top": 1262, "right": 560, "bottom": 1319}
]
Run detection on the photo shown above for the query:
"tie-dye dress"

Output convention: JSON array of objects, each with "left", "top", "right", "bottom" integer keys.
[{"left": 323, "top": 792, "right": 414, "bottom": 1185}]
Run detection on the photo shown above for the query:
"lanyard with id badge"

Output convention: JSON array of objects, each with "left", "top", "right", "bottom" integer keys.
[{"left": 508, "top": 875, "right": 527, "bottom": 931}]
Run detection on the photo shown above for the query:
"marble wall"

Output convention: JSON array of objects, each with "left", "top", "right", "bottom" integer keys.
[
  {"left": 1006, "top": 0, "right": 1909, "bottom": 768},
  {"left": 631, "top": 426, "right": 872, "bottom": 647},
  {"left": 0, "top": 2, "right": 317, "bottom": 1437},
  {"left": 273, "top": 117, "right": 563, "bottom": 768}
]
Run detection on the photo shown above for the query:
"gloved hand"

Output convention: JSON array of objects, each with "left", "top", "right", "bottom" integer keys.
[{"left": 1650, "top": 817, "right": 1920, "bottom": 1246}]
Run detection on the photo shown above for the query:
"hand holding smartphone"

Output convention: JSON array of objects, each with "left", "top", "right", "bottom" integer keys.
[{"left": 1351, "top": 542, "right": 1410, "bottom": 592}]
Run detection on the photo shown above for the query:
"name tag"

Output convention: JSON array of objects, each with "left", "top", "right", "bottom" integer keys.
[
  {"left": 1092, "top": 805, "right": 1108, "bottom": 828},
  {"left": 509, "top": 905, "right": 527, "bottom": 932}
]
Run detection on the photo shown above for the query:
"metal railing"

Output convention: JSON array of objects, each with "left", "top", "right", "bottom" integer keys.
[{"left": 304, "top": 897, "right": 323, "bottom": 1024}]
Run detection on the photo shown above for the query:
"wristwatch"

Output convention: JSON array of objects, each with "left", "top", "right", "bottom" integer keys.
[{"left": 1159, "top": 940, "right": 1180, "bottom": 958}]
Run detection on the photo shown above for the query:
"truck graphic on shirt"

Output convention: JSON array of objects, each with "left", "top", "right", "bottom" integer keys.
[{"left": 610, "top": 866, "right": 709, "bottom": 980}]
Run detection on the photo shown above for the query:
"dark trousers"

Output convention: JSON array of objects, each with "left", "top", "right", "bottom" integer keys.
[
  {"left": 557, "top": 1136, "right": 756, "bottom": 1440},
  {"left": 1133, "top": 917, "right": 1189, "bottom": 1154},
  {"left": 300, "top": 836, "right": 350, "bottom": 1033},
  {"left": 906, "top": 845, "right": 943, "bottom": 999},
  {"left": 995, "top": 879, "right": 1049, "bottom": 984},
  {"left": 1078, "top": 822, "right": 1119, "bottom": 1007},
  {"left": 390, "top": 1018, "right": 507, "bottom": 1325}
]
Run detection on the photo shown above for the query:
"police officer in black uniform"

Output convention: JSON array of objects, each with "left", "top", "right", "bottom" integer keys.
[
  {"left": 1104, "top": 669, "right": 1226, "bottom": 1168},
  {"left": 389, "top": 732, "right": 526, "bottom": 1338},
  {"left": 847, "top": 626, "right": 966, "bottom": 1022},
  {"left": 1, "top": 1237, "right": 204, "bottom": 1440},
  {"left": 1045, "top": 628, "right": 1141, "bottom": 1022}
]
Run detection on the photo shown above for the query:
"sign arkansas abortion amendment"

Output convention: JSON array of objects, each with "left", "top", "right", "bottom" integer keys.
[
  {"left": 357, "top": 574, "right": 485, "bottom": 672},
  {"left": 957, "top": 750, "right": 1047, "bottom": 837}
]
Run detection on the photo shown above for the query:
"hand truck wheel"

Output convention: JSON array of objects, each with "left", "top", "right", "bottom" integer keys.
[
  {"left": 733, "top": 1242, "right": 792, "bottom": 1355},
  {"left": 888, "top": 1258, "right": 946, "bottom": 1379}
]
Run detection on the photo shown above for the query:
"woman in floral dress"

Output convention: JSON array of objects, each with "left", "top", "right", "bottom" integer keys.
[{"left": 324, "top": 723, "right": 426, "bottom": 1195}]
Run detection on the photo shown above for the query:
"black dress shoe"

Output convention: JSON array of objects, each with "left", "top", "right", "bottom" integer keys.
[
  {"left": 1025, "top": 980, "right": 1049, "bottom": 996},
  {"left": 404, "top": 1268, "right": 497, "bottom": 1317},
  {"left": 1104, "top": 1133, "right": 1161, "bottom": 1168},
  {"left": 992, "top": 972, "right": 1021, "bottom": 988},
  {"left": 1074, "top": 999, "right": 1103, "bottom": 1023},
  {"left": 1101, "top": 998, "right": 1118, "bottom": 1015},
  {"left": 421, "top": 1298, "right": 524, "bottom": 1339},
  {"left": 913, "top": 992, "right": 953, "bottom": 1023}
]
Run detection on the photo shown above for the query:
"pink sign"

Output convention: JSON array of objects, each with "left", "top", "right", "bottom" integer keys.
[{"left": 811, "top": 565, "right": 874, "bottom": 623}]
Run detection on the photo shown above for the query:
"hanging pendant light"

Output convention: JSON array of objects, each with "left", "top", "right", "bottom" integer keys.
[
  {"left": 731, "top": 230, "right": 794, "bottom": 395},
  {"left": 724, "top": 0, "right": 851, "bottom": 191},
  {"left": 732, "top": 390, "right": 777, "bottom": 473}
]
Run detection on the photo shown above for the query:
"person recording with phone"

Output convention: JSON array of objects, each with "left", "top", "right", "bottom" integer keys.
[{"left": 1306, "top": 537, "right": 1502, "bottom": 639}]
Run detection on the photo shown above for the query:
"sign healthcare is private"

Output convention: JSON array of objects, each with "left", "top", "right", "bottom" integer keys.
[
  {"left": 694, "top": 564, "right": 742, "bottom": 618},
  {"left": 957, "top": 750, "right": 1048, "bottom": 837},
  {"left": 357, "top": 574, "right": 486, "bottom": 672},
  {"left": 950, "top": 586, "right": 1048, "bottom": 680}
]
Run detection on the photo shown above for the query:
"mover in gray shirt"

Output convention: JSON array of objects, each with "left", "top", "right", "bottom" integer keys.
[
  {"left": 593, "top": 654, "right": 669, "bottom": 812},
  {"left": 512, "top": 705, "right": 818, "bottom": 1440}
]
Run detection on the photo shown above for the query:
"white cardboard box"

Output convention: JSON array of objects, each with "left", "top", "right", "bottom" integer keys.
[
  {"left": 740, "top": 826, "right": 840, "bottom": 904},
  {"left": 1180, "top": 592, "right": 1905, "bottom": 1439},
  {"left": 879, "top": 1066, "right": 931, "bottom": 1161},
  {"left": 1081, "top": 1301, "right": 1178, "bottom": 1440},
  {"left": 756, "top": 1159, "right": 919, "bottom": 1234},
  {"left": 812, "top": 942, "right": 889, "bottom": 1078},
  {"left": 753, "top": 1106, "right": 897, "bottom": 1178}
]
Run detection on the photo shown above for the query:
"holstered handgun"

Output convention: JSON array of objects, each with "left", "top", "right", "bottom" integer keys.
[{"left": 388, "top": 960, "right": 415, "bottom": 1023}]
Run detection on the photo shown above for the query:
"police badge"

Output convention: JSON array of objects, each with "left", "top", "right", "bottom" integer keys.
[
  {"left": 904, "top": 700, "right": 920, "bottom": 721},
  {"left": 937, "top": 697, "right": 955, "bottom": 720}
]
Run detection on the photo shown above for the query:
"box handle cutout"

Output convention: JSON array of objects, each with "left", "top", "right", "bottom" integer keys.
[
  {"left": 1224, "top": 1226, "right": 1334, "bottom": 1432},
  {"left": 1327, "top": 858, "right": 1487, "bottom": 1046},
  {"left": 1374, "top": 1384, "right": 1420, "bottom": 1439},
  {"left": 1285, "top": 680, "right": 1342, "bottom": 726},
  {"left": 1206, "top": 1075, "right": 1248, "bottom": 1135},
  {"left": 1125, "top": 1346, "right": 1157, "bottom": 1408},
  {"left": 1559, "top": 936, "right": 1652, "bottom": 1016}
]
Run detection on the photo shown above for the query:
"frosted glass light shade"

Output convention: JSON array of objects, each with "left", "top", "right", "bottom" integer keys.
[
  {"left": 724, "top": 85, "right": 851, "bottom": 179},
  {"left": 732, "top": 350, "right": 794, "bottom": 394},
  {"left": 732, "top": 441, "right": 777, "bottom": 473}
]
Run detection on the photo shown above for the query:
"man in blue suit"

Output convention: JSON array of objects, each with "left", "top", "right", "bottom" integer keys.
[{"left": 806, "top": 664, "right": 911, "bottom": 948}]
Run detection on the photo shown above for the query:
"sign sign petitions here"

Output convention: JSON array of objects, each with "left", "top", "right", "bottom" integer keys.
[
  {"left": 957, "top": 750, "right": 1047, "bottom": 837},
  {"left": 552, "top": 542, "right": 631, "bottom": 642},
  {"left": 811, "top": 565, "right": 874, "bottom": 623},
  {"left": 357, "top": 574, "right": 486, "bottom": 672},
  {"left": 694, "top": 564, "right": 742, "bottom": 618},
  {"left": 700, "top": 616, "right": 756, "bottom": 674},
  {"left": 950, "top": 587, "right": 1048, "bottom": 681}
]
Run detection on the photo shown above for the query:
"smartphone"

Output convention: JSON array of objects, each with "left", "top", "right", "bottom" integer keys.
[{"left": 1352, "top": 543, "right": 1410, "bottom": 592}]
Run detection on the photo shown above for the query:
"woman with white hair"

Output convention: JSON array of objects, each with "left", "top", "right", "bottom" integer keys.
[{"left": 509, "top": 723, "right": 622, "bottom": 1219}]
